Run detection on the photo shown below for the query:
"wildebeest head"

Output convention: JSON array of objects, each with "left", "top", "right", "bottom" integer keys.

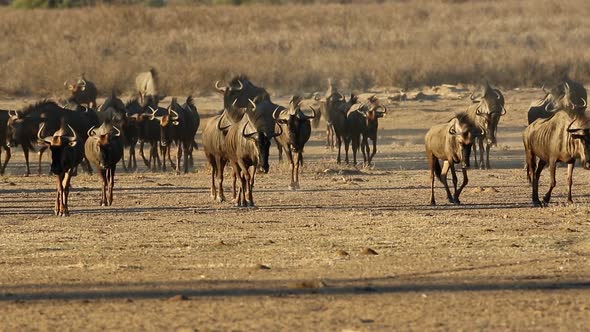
[
  {"left": 88, "top": 122, "right": 122, "bottom": 169},
  {"left": 64, "top": 74, "right": 87, "bottom": 95},
  {"left": 6, "top": 110, "right": 24, "bottom": 147},
  {"left": 276, "top": 96, "right": 317, "bottom": 142},
  {"left": 243, "top": 100, "right": 283, "bottom": 174},
  {"left": 450, "top": 112, "right": 476, "bottom": 169},
  {"left": 215, "top": 75, "right": 271, "bottom": 111},
  {"left": 542, "top": 78, "right": 587, "bottom": 113},
  {"left": 37, "top": 121, "right": 78, "bottom": 174},
  {"left": 566, "top": 117, "right": 590, "bottom": 170}
]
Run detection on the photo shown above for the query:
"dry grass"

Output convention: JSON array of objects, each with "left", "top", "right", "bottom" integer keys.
[{"left": 1, "top": 0, "right": 590, "bottom": 98}]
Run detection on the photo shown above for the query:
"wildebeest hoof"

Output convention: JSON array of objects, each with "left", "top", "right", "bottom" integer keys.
[
  {"left": 248, "top": 201, "right": 255, "bottom": 207},
  {"left": 216, "top": 195, "right": 225, "bottom": 203},
  {"left": 288, "top": 184, "right": 296, "bottom": 191},
  {"left": 453, "top": 199, "right": 461, "bottom": 205},
  {"left": 533, "top": 200, "right": 544, "bottom": 208}
]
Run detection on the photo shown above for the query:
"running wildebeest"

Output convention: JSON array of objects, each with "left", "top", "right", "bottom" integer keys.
[
  {"left": 37, "top": 120, "right": 84, "bottom": 216},
  {"left": 85, "top": 121, "right": 124, "bottom": 206},
  {"left": 274, "top": 95, "right": 317, "bottom": 190},
  {"left": 64, "top": 74, "right": 98, "bottom": 109},
  {"left": 523, "top": 111, "right": 590, "bottom": 207},
  {"left": 425, "top": 112, "right": 477, "bottom": 205},
  {"left": 225, "top": 100, "right": 282, "bottom": 207},
  {"left": 466, "top": 83, "right": 507, "bottom": 169}
]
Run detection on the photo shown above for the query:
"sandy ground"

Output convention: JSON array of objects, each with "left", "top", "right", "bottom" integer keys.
[{"left": 1, "top": 87, "right": 590, "bottom": 331}]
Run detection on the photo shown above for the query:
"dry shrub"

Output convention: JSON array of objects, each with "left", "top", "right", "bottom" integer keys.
[{"left": 1, "top": 0, "right": 590, "bottom": 98}]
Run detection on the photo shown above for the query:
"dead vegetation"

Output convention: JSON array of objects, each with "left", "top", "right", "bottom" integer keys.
[{"left": 0, "top": 0, "right": 589, "bottom": 97}]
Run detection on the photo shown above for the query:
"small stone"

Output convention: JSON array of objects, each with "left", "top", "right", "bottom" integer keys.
[{"left": 256, "top": 264, "right": 271, "bottom": 270}]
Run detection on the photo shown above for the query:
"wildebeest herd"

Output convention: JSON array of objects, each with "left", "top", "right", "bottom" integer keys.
[{"left": 0, "top": 69, "right": 589, "bottom": 215}]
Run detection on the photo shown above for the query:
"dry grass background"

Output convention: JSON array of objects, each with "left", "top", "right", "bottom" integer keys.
[{"left": 1, "top": 0, "right": 590, "bottom": 97}]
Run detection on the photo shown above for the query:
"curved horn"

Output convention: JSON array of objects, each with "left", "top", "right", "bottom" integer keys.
[
  {"left": 37, "top": 123, "right": 51, "bottom": 143},
  {"left": 169, "top": 108, "right": 179, "bottom": 120},
  {"left": 449, "top": 125, "right": 457, "bottom": 135},
  {"left": 301, "top": 105, "right": 318, "bottom": 120},
  {"left": 87, "top": 126, "right": 96, "bottom": 137},
  {"left": 271, "top": 122, "right": 284, "bottom": 138},
  {"left": 113, "top": 126, "right": 121, "bottom": 137},
  {"left": 248, "top": 98, "right": 256, "bottom": 111},
  {"left": 215, "top": 80, "right": 225, "bottom": 92},
  {"left": 231, "top": 98, "right": 238, "bottom": 108},
  {"left": 500, "top": 106, "right": 507, "bottom": 116},
  {"left": 566, "top": 119, "right": 578, "bottom": 133},
  {"left": 217, "top": 113, "right": 231, "bottom": 131},
  {"left": 8, "top": 110, "right": 18, "bottom": 117},
  {"left": 67, "top": 124, "right": 78, "bottom": 142},
  {"left": 376, "top": 104, "right": 387, "bottom": 114},
  {"left": 272, "top": 106, "right": 282, "bottom": 119},
  {"left": 542, "top": 85, "right": 548, "bottom": 93},
  {"left": 580, "top": 98, "right": 587, "bottom": 108},
  {"left": 494, "top": 89, "right": 501, "bottom": 100},
  {"left": 475, "top": 105, "right": 484, "bottom": 116},
  {"left": 79, "top": 79, "right": 86, "bottom": 87},
  {"left": 231, "top": 80, "right": 244, "bottom": 91},
  {"left": 242, "top": 121, "right": 257, "bottom": 138},
  {"left": 63, "top": 80, "right": 68, "bottom": 88},
  {"left": 337, "top": 92, "right": 345, "bottom": 100}
]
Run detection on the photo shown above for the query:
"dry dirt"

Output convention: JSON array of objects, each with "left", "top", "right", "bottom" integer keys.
[{"left": 1, "top": 88, "right": 590, "bottom": 331}]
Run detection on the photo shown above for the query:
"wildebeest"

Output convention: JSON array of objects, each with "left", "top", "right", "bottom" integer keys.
[
  {"left": 359, "top": 96, "right": 387, "bottom": 166},
  {"left": 425, "top": 112, "right": 477, "bottom": 205},
  {"left": 37, "top": 120, "right": 84, "bottom": 216},
  {"left": 97, "top": 92, "right": 129, "bottom": 171},
  {"left": 85, "top": 121, "right": 124, "bottom": 206},
  {"left": 466, "top": 83, "right": 507, "bottom": 169},
  {"left": 135, "top": 68, "right": 162, "bottom": 107},
  {"left": 6, "top": 101, "right": 98, "bottom": 176},
  {"left": 327, "top": 93, "right": 359, "bottom": 164},
  {"left": 314, "top": 79, "right": 346, "bottom": 150},
  {"left": 64, "top": 74, "right": 98, "bottom": 109},
  {"left": 527, "top": 78, "right": 587, "bottom": 125},
  {"left": 274, "top": 96, "right": 317, "bottom": 190},
  {"left": 0, "top": 109, "right": 12, "bottom": 174},
  {"left": 225, "top": 100, "right": 282, "bottom": 207},
  {"left": 202, "top": 108, "right": 234, "bottom": 202},
  {"left": 523, "top": 111, "right": 590, "bottom": 207},
  {"left": 123, "top": 99, "right": 143, "bottom": 171},
  {"left": 149, "top": 96, "right": 199, "bottom": 174}
]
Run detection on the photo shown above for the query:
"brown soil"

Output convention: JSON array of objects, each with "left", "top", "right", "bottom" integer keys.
[{"left": 1, "top": 88, "right": 589, "bottom": 331}]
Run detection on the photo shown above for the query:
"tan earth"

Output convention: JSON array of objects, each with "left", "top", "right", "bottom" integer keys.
[{"left": 1, "top": 87, "right": 590, "bottom": 331}]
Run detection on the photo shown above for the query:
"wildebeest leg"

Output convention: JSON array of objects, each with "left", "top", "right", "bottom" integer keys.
[
  {"left": 160, "top": 145, "right": 167, "bottom": 171},
  {"left": 285, "top": 148, "right": 295, "bottom": 190},
  {"left": 275, "top": 138, "right": 283, "bottom": 163},
  {"left": 351, "top": 135, "right": 359, "bottom": 165},
  {"left": 127, "top": 144, "right": 136, "bottom": 170},
  {"left": 532, "top": 159, "right": 546, "bottom": 207},
  {"left": 326, "top": 124, "right": 331, "bottom": 150},
  {"left": 543, "top": 160, "right": 557, "bottom": 205},
  {"left": 120, "top": 149, "right": 127, "bottom": 172},
  {"left": 140, "top": 141, "right": 150, "bottom": 167},
  {"left": 167, "top": 144, "right": 175, "bottom": 170},
  {"left": 61, "top": 171, "right": 73, "bottom": 216},
  {"left": 454, "top": 167, "right": 468, "bottom": 204},
  {"left": 471, "top": 141, "right": 477, "bottom": 168},
  {"left": 246, "top": 166, "right": 256, "bottom": 207},
  {"left": 55, "top": 175, "right": 63, "bottom": 215},
  {"left": 108, "top": 167, "right": 115, "bottom": 206},
  {"left": 336, "top": 135, "right": 342, "bottom": 164},
  {"left": 294, "top": 151, "right": 301, "bottom": 189},
  {"left": 566, "top": 163, "right": 575, "bottom": 204},
  {"left": 22, "top": 146, "right": 31, "bottom": 176},
  {"left": 207, "top": 155, "right": 217, "bottom": 200},
  {"left": 99, "top": 169, "right": 107, "bottom": 206},
  {"left": 370, "top": 137, "right": 377, "bottom": 166},
  {"left": 478, "top": 138, "right": 485, "bottom": 169},
  {"left": 176, "top": 141, "right": 182, "bottom": 175},
  {"left": 183, "top": 141, "right": 190, "bottom": 174},
  {"left": 231, "top": 168, "right": 237, "bottom": 203},
  {"left": 485, "top": 143, "right": 492, "bottom": 169},
  {"left": 439, "top": 160, "right": 454, "bottom": 203},
  {"left": 37, "top": 146, "right": 47, "bottom": 176},
  {"left": 344, "top": 137, "right": 350, "bottom": 164},
  {"left": 450, "top": 162, "right": 458, "bottom": 193},
  {"left": 216, "top": 157, "right": 227, "bottom": 203},
  {"left": 1, "top": 146, "right": 11, "bottom": 175},
  {"left": 427, "top": 154, "right": 438, "bottom": 206}
]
